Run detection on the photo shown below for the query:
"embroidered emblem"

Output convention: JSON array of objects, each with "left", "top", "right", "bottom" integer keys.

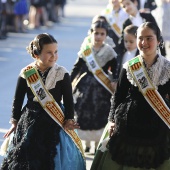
[
  {"left": 83, "top": 48, "right": 92, "bottom": 56},
  {"left": 138, "top": 76, "right": 148, "bottom": 89},
  {"left": 89, "top": 60, "right": 96, "bottom": 68},
  {"left": 36, "top": 88, "right": 46, "bottom": 100}
]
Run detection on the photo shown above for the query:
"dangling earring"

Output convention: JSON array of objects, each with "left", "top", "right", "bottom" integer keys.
[
  {"left": 160, "top": 41, "right": 165, "bottom": 49},
  {"left": 157, "top": 45, "right": 160, "bottom": 54}
]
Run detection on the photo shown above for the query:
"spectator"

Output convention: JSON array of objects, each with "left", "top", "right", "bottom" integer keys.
[{"left": 71, "top": 21, "right": 117, "bottom": 154}]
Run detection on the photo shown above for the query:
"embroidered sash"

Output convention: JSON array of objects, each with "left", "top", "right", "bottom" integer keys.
[
  {"left": 23, "top": 66, "right": 85, "bottom": 158},
  {"left": 81, "top": 46, "right": 114, "bottom": 95},
  {"left": 102, "top": 7, "right": 121, "bottom": 37},
  {"left": 128, "top": 56, "right": 170, "bottom": 128}
]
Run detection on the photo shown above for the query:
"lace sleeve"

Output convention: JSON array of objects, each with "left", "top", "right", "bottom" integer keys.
[{"left": 108, "top": 68, "right": 131, "bottom": 122}]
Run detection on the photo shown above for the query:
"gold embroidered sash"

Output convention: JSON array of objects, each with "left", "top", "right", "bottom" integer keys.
[
  {"left": 128, "top": 56, "right": 170, "bottom": 128},
  {"left": 102, "top": 7, "right": 121, "bottom": 37},
  {"left": 24, "top": 66, "right": 85, "bottom": 158},
  {"left": 82, "top": 46, "right": 114, "bottom": 95}
]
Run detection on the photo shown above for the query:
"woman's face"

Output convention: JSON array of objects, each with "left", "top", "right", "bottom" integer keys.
[
  {"left": 124, "top": 33, "right": 137, "bottom": 51},
  {"left": 110, "top": 0, "right": 120, "bottom": 8},
  {"left": 120, "top": 0, "right": 138, "bottom": 16},
  {"left": 91, "top": 28, "right": 107, "bottom": 47},
  {"left": 36, "top": 43, "right": 58, "bottom": 70},
  {"left": 137, "top": 26, "right": 159, "bottom": 58}
]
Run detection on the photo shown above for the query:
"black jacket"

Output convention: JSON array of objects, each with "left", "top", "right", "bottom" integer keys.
[{"left": 137, "top": 0, "right": 157, "bottom": 11}]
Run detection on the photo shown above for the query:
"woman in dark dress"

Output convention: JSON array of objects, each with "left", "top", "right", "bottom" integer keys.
[
  {"left": 71, "top": 21, "right": 118, "bottom": 153},
  {"left": 91, "top": 22, "right": 170, "bottom": 170},
  {"left": 0, "top": 33, "right": 86, "bottom": 170}
]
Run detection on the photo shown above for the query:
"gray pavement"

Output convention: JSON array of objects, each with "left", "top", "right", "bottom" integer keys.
[
  {"left": 0, "top": 0, "right": 108, "bottom": 169},
  {"left": 0, "top": 0, "right": 170, "bottom": 169}
]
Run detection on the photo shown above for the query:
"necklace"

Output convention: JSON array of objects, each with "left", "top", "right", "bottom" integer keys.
[
  {"left": 142, "top": 55, "right": 158, "bottom": 68},
  {"left": 35, "top": 63, "right": 51, "bottom": 83},
  {"left": 145, "top": 61, "right": 153, "bottom": 66},
  {"left": 35, "top": 63, "right": 50, "bottom": 73},
  {"left": 92, "top": 44, "right": 104, "bottom": 55}
]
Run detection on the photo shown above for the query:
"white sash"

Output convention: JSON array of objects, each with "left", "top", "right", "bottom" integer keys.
[
  {"left": 102, "top": 7, "right": 121, "bottom": 37},
  {"left": 82, "top": 48, "right": 114, "bottom": 95},
  {"left": 23, "top": 66, "right": 85, "bottom": 158},
  {"left": 128, "top": 56, "right": 170, "bottom": 128}
]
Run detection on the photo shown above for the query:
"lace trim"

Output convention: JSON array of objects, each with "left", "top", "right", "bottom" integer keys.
[
  {"left": 79, "top": 44, "right": 117, "bottom": 67},
  {"left": 20, "top": 62, "right": 68, "bottom": 90},
  {"left": 123, "top": 54, "right": 170, "bottom": 89},
  {"left": 45, "top": 64, "right": 68, "bottom": 90}
]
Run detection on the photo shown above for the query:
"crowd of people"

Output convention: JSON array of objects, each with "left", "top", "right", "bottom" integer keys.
[
  {"left": 0, "top": 0, "right": 170, "bottom": 170},
  {"left": 0, "top": 0, "right": 67, "bottom": 39}
]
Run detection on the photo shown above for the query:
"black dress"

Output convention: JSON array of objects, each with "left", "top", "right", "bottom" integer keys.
[
  {"left": 0, "top": 64, "right": 79, "bottom": 170},
  {"left": 108, "top": 55, "right": 170, "bottom": 168},
  {"left": 71, "top": 44, "right": 117, "bottom": 131}
]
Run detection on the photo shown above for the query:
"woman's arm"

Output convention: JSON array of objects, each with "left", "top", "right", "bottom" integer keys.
[
  {"left": 11, "top": 76, "right": 27, "bottom": 121},
  {"left": 4, "top": 76, "right": 27, "bottom": 138},
  {"left": 70, "top": 57, "right": 84, "bottom": 81},
  {"left": 62, "top": 73, "right": 80, "bottom": 130},
  {"left": 108, "top": 68, "right": 130, "bottom": 121}
]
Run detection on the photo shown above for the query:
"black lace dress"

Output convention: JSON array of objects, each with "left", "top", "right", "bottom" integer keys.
[
  {"left": 1, "top": 65, "right": 75, "bottom": 170},
  {"left": 108, "top": 64, "right": 170, "bottom": 169},
  {"left": 71, "top": 44, "right": 117, "bottom": 131}
]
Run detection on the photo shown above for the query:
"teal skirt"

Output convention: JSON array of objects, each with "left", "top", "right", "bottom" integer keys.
[{"left": 54, "top": 129, "right": 86, "bottom": 170}]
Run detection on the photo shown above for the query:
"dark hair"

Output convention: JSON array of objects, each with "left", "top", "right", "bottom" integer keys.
[
  {"left": 90, "top": 20, "right": 108, "bottom": 35},
  {"left": 119, "top": 0, "right": 137, "bottom": 3},
  {"left": 137, "top": 22, "right": 163, "bottom": 41},
  {"left": 92, "top": 15, "right": 108, "bottom": 24},
  {"left": 124, "top": 24, "right": 138, "bottom": 37},
  {"left": 27, "top": 33, "right": 57, "bottom": 58}
]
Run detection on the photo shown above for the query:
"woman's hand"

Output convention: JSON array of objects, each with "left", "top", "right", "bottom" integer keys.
[
  {"left": 108, "top": 122, "right": 115, "bottom": 138},
  {"left": 3, "top": 122, "right": 17, "bottom": 138},
  {"left": 63, "top": 119, "right": 80, "bottom": 130}
]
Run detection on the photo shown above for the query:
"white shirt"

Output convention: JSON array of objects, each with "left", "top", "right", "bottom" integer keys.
[
  {"left": 140, "top": 0, "right": 146, "bottom": 9},
  {"left": 130, "top": 12, "right": 143, "bottom": 27},
  {"left": 122, "top": 48, "right": 138, "bottom": 65},
  {"left": 111, "top": 8, "right": 129, "bottom": 30},
  {"left": 101, "top": 5, "right": 128, "bottom": 31}
]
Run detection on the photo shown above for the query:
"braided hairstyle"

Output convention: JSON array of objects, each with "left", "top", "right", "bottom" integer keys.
[{"left": 26, "top": 33, "right": 57, "bottom": 58}]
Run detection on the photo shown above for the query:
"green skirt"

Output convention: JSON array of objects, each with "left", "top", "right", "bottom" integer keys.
[
  {"left": 91, "top": 123, "right": 170, "bottom": 170},
  {"left": 91, "top": 149, "right": 170, "bottom": 170}
]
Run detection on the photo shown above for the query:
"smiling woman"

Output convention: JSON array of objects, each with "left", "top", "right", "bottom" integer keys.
[
  {"left": 71, "top": 20, "right": 118, "bottom": 154},
  {"left": 91, "top": 22, "right": 170, "bottom": 170},
  {"left": 0, "top": 33, "right": 86, "bottom": 170}
]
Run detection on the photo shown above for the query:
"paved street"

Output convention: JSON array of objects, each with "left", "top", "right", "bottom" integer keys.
[
  {"left": 0, "top": 0, "right": 170, "bottom": 169},
  {"left": 0, "top": 0, "right": 107, "bottom": 169}
]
